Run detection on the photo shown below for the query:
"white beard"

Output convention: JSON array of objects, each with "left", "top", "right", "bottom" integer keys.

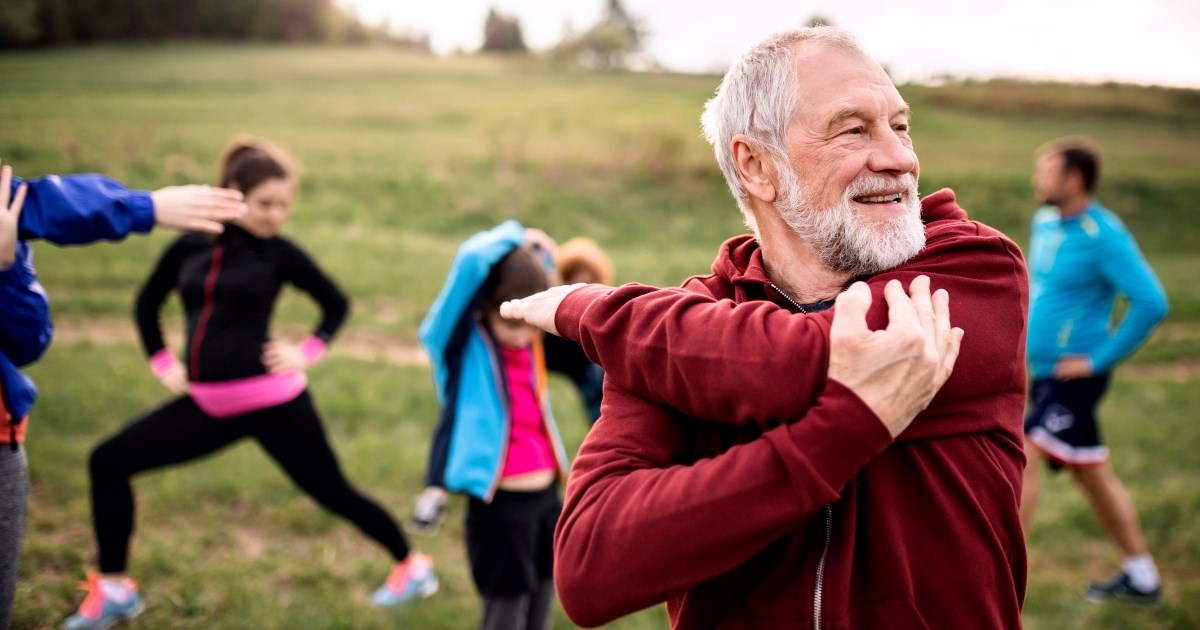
[{"left": 775, "top": 166, "right": 926, "bottom": 276}]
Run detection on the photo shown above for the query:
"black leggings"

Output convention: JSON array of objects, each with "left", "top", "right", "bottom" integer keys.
[{"left": 89, "top": 390, "right": 410, "bottom": 573}]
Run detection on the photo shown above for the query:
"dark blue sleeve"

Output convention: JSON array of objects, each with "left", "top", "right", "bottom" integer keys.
[
  {"left": 0, "top": 241, "right": 53, "bottom": 367},
  {"left": 14, "top": 174, "right": 156, "bottom": 245}
]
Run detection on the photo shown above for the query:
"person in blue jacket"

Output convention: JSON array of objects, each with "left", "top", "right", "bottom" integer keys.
[
  {"left": 414, "top": 220, "right": 570, "bottom": 630},
  {"left": 1020, "top": 138, "right": 1169, "bottom": 605},
  {"left": 0, "top": 159, "right": 245, "bottom": 629}
]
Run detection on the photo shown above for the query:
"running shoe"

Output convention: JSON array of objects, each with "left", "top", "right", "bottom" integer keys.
[
  {"left": 408, "top": 489, "right": 447, "bottom": 535},
  {"left": 371, "top": 553, "right": 438, "bottom": 607},
  {"left": 1085, "top": 571, "right": 1161, "bottom": 606},
  {"left": 62, "top": 572, "right": 144, "bottom": 630}
]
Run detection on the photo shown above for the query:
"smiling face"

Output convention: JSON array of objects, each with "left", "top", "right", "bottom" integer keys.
[
  {"left": 235, "top": 177, "right": 295, "bottom": 238},
  {"left": 774, "top": 46, "right": 925, "bottom": 275}
]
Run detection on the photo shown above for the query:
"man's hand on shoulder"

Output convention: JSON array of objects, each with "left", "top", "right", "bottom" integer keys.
[{"left": 828, "top": 276, "right": 964, "bottom": 437}]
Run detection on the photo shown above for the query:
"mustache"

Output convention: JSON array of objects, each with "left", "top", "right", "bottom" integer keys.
[{"left": 845, "top": 173, "right": 919, "bottom": 199}]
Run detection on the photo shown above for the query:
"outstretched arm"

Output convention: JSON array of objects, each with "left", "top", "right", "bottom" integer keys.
[
  {"left": 505, "top": 278, "right": 963, "bottom": 435},
  {"left": 6, "top": 158, "right": 244, "bottom": 245},
  {"left": 504, "top": 229, "right": 1024, "bottom": 430},
  {"left": 553, "top": 281, "right": 960, "bottom": 626}
]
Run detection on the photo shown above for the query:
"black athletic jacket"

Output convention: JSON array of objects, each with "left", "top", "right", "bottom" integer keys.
[{"left": 134, "top": 225, "right": 348, "bottom": 382}]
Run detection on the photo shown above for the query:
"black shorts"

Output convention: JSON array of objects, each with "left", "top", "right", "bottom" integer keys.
[
  {"left": 1024, "top": 374, "right": 1111, "bottom": 470},
  {"left": 465, "top": 484, "right": 561, "bottom": 597}
]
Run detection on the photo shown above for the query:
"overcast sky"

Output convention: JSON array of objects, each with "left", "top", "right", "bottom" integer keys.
[{"left": 339, "top": 0, "right": 1200, "bottom": 88}]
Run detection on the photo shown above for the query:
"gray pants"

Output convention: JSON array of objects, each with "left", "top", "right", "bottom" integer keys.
[
  {"left": 0, "top": 445, "right": 29, "bottom": 630},
  {"left": 481, "top": 578, "right": 554, "bottom": 630}
]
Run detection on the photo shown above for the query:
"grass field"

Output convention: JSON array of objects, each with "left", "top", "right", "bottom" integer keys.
[{"left": 2, "top": 44, "right": 1199, "bottom": 629}]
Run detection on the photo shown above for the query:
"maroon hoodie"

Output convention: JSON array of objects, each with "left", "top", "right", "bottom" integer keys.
[{"left": 552, "top": 189, "right": 1028, "bottom": 629}]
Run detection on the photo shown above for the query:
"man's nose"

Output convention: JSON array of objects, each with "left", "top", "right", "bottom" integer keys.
[{"left": 867, "top": 126, "right": 918, "bottom": 175}]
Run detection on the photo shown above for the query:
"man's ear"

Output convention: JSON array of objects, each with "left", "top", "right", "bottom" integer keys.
[{"left": 732, "top": 134, "right": 777, "bottom": 203}]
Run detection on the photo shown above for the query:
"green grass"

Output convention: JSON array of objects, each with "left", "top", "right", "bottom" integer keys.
[{"left": 2, "top": 44, "right": 1199, "bottom": 628}]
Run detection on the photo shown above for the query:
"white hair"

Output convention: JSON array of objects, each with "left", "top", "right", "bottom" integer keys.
[{"left": 700, "top": 27, "right": 871, "bottom": 236}]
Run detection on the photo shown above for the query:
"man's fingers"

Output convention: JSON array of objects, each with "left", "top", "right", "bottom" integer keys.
[
  {"left": 882, "top": 278, "right": 919, "bottom": 332},
  {"left": 909, "top": 275, "right": 934, "bottom": 332},
  {"left": 831, "top": 281, "right": 872, "bottom": 338},
  {"left": 209, "top": 187, "right": 245, "bottom": 202},
  {"left": 943, "top": 327, "right": 965, "bottom": 377},
  {"left": 498, "top": 299, "right": 523, "bottom": 321},
  {"left": 196, "top": 190, "right": 247, "bottom": 218},
  {"left": 1, "top": 165, "right": 11, "bottom": 208},
  {"left": 932, "top": 288, "right": 951, "bottom": 347},
  {"left": 187, "top": 219, "right": 227, "bottom": 235},
  {"left": 10, "top": 183, "right": 27, "bottom": 219}
]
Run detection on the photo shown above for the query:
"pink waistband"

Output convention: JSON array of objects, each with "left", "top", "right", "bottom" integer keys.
[{"left": 189, "top": 372, "right": 308, "bottom": 419}]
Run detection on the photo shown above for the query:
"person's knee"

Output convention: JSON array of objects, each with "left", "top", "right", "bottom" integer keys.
[{"left": 89, "top": 440, "right": 129, "bottom": 478}]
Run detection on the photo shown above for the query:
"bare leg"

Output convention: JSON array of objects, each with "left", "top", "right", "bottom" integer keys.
[
  {"left": 1020, "top": 442, "right": 1043, "bottom": 534},
  {"left": 1071, "top": 461, "right": 1149, "bottom": 557}
]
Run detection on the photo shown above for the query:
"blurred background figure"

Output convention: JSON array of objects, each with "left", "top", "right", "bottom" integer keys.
[
  {"left": 61, "top": 138, "right": 434, "bottom": 630},
  {"left": 1021, "top": 137, "right": 1169, "bottom": 606},
  {"left": 543, "top": 237, "right": 613, "bottom": 424},
  {"left": 1, "top": 160, "right": 245, "bottom": 630},
  {"left": 413, "top": 220, "right": 569, "bottom": 630}
]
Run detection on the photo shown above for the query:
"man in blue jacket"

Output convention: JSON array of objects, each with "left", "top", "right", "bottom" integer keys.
[
  {"left": 0, "top": 160, "right": 245, "bottom": 628},
  {"left": 1020, "top": 138, "right": 1169, "bottom": 605}
]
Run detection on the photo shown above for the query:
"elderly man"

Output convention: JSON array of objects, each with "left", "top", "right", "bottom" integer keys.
[{"left": 502, "top": 27, "right": 1028, "bottom": 628}]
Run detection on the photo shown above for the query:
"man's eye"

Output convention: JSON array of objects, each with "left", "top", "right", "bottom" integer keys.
[{"left": 843, "top": 127, "right": 864, "bottom": 135}]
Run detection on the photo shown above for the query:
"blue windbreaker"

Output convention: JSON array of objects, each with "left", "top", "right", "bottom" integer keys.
[{"left": 2, "top": 174, "right": 154, "bottom": 423}]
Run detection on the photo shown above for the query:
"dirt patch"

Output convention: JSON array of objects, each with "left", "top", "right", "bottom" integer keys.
[
  {"left": 50, "top": 316, "right": 429, "bottom": 366},
  {"left": 49, "top": 315, "right": 1198, "bottom": 378}
]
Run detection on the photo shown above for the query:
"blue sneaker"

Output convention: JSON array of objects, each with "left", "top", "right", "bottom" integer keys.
[
  {"left": 62, "top": 572, "right": 144, "bottom": 630},
  {"left": 408, "top": 489, "right": 447, "bottom": 536},
  {"left": 1085, "top": 571, "right": 1162, "bottom": 606},
  {"left": 371, "top": 553, "right": 438, "bottom": 607}
]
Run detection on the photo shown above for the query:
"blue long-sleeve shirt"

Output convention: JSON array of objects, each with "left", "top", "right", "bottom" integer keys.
[
  {"left": 2, "top": 174, "right": 154, "bottom": 425},
  {"left": 1026, "top": 202, "right": 1168, "bottom": 379}
]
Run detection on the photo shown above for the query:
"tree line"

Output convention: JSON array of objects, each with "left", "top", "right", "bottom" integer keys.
[
  {"left": 0, "top": 0, "right": 649, "bottom": 71},
  {"left": 0, "top": 0, "right": 381, "bottom": 49}
]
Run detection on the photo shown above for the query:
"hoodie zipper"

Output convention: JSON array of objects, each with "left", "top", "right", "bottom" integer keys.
[
  {"left": 772, "top": 282, "right": 834, "bottom": 628},
  {"left": 813, "top": 504, "right": 833, "bottom": 629},
  {"left": 770, "top": 283, "right": 810, "bottom": 313},
  {"left": 189, "top": 242, "right": 225, "bottom": 379}
]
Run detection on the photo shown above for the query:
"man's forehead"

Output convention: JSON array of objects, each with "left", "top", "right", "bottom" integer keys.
[{"left": 792, "top": 47, "right": 904, "bottom": 109}]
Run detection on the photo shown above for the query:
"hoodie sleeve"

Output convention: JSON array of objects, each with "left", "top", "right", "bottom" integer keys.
[
  {"left": 554, "top": 222, "right": 1029, "bottom": 433},
  {"left": 0, "top": 242, "right": 53, "bottom": 367},
  {"left": 555, "top": 380, "right": 892, "bottom": 627},
  {"left": 15, "top": 174, "right": 155, "bottom": 245}
]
